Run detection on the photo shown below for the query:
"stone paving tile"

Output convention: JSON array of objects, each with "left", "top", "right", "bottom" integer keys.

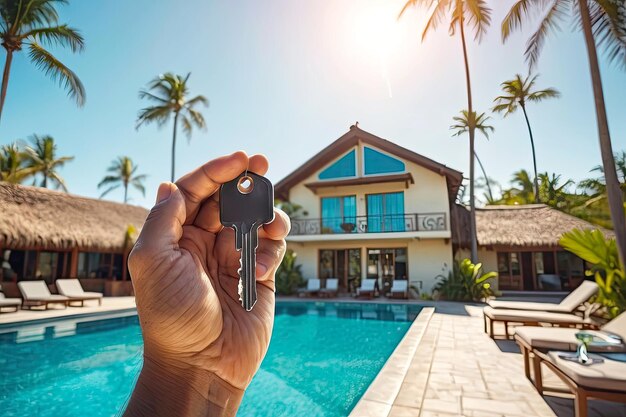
[{"left": 388, "top": 405, "right": 421, "bottom": 417}]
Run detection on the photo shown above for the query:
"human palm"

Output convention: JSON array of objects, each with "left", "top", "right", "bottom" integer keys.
[{"left": 128, "top": 152, "right": 289, "bottom": 391}]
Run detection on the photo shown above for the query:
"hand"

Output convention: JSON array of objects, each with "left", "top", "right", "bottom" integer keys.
[{"left": 124, "top": 152, "right": 290, "bottom": 417}]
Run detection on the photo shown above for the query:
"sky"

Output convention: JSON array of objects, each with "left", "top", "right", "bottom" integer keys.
[{"left": 1, "top": 0, "right": 625, "bottom": 208}]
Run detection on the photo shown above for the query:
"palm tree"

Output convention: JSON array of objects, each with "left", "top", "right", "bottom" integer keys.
[
  {"left": 0, "top": 142, "right": 34, "bottom": 183},
  {"left": 136, "top": 73, "right": 208, "bottom": 182},
  {"left": 502, "top": 0, "right": 626, "bottom": 265},
  {"left": 538, "top": 172, "right": 574, "bottom": 208},
  {"left": 98, "top": 156, "right": 147, "bottom": 203},
  {"left": 493, "top": 74, "right": 560, "bottom": 202},
  {"left": 0, "top": 0, "right": 85, "bottom": 121},
  {"left": 399, "top": 0, "right": 492, "bottom": 262},
  {"left": 498, "top": 169, "right": 535, "bottom": 204},
  {"left": 474, "top": 153, "right": 495, "bottom": 203},
  {"left": 23, "top": 135, "right": 73, "bottom": 191}
]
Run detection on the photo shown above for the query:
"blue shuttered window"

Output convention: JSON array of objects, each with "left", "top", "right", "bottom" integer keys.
[
  {"left": 319, "top": 150, "right": 356, "bottom": 180},
  {"left": 363, "top": 147, "right": 405, "bottom": 175},
  {"left": 321, "top": 196, "right": 357, "bottom": 233},
  {"left": 367, "top": 192, "right": 405, "bottom": 232}
]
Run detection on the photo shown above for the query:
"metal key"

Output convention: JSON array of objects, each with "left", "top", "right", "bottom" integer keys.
[{"left": 220, "top": 171, "right": 274, "bottom": 311}]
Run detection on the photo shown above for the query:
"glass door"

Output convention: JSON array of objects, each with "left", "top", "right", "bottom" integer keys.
[{"left": 366, "top": 192, "right": 405, "bottom": 232}]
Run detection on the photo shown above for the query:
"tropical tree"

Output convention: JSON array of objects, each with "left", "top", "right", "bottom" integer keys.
[
  {"left": 0, "top": 0, "right": 85, "bottom": 121},
  {"left": 502, "top": 0, "right": 626, "bottom": 266},
  {"left": 493, "top": 74, "right": 560, "bottom": 202},
  {"left": 136, "top": 73, "right": 208, "bottom": 182},
  {"left": 0, "top": 142, "right": 34, "bottom": 183},
  {"left": 98, "top": 156, "right": 147, "bottom": 203},
  {"left": 499, "top": 169, "right": 536, "bottom": 204},
  {"left": 538, "top": 172, "right": 574, "bottom": 208},
  {"left": 23, "top": 134, "right": 73, "bottom": 191},
  {"left": 399, "top": 0, "right": 492, "bottom": 262}
]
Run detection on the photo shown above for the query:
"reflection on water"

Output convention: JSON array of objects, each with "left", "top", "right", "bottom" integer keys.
[{"left": 275, "top": 301, "right": 422, "bottom": 322}]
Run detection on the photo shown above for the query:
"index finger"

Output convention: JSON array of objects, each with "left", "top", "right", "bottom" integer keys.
[{"left": 176, "top": 151, "right": 248, "bottom": 223}]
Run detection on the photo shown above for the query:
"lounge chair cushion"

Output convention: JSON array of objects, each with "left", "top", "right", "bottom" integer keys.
[
  {"left": 547, "top": 351, "right": 626, "bottom": 392},
  {"left": 18, "top": 281, "right": 68, "bottom": 301},
  {"left": 483, "top": 306, "right": 590, "bottom": 325},
  {"left": 391, "top": 280, "right": 408, "bottom": 293},
  {"left": 56, "top": 279, "right": 103, "bottom": 298},
  {"left": 322, "top": 279, "right": 338, "bottom": 292},
  {"left": 359, "top": 279, "right": 376, "bottom": 292},
  {"left": 0, "top": 297, "right": 21, "bottom": 306},
  {"left": 487, "top": 281, "right": 598, "bottom": 313},
  {"left": 602, "top": 311, "right": 626, "bottom": 341},
  {"left": 306, "top": 279, "right": 320, "bottom": 292},
  {"left": 515, "top": 327, "right": 626, "bottom": 352}
]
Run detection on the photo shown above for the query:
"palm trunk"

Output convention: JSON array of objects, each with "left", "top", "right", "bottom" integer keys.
[
  {"left": 578, "top": 0, "right": 626, "bottom": 267},
  {"left": 171, "top": 112, "right": 180, "bottom": 182},
  {"left": 474, "top": 152, "right": 493, "bottom": 202},
  {"left": 459, "top": 17, "right": 478, "bottom": 263},
  {"left": 124, "top": 184, "right": 128, "bottom": 204},
  {"left": 42, "top": 173, "right": 48, "bottom": 188},
  {"left": 521, "top": 104, "right": 540, "bottom": 203},
  {"left": 0, "top": 49, "right": 14, "bottom": 122}
]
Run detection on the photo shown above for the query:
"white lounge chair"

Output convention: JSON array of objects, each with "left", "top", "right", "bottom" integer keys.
[
  {"left": 18, "top": 281, "right": 69, "bottom": 310},
  {"left": 357, "top": 279, "right": 377, "bottom": 298},
  {"left": 487, "top": 280, "right": 598, "bottom": 313},
  {"left": 389, "top": 280, "right": 408, "bottom": 299},
  {"left": 298, "top": 279, "right": 321, "bottom": 297},
  {"left": 0, "top": 292, "right": 21, "bottom": 313},
  {"left": 320, "top": 278, "right": 338, "bottom": 297},
  {"left": 56, "top": 279, "right": 103, "bottom": 306}
]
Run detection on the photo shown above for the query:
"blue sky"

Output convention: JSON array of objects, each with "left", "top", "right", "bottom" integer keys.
[{"left": 1, "top": 0, "right": 625, "bottom": 208}]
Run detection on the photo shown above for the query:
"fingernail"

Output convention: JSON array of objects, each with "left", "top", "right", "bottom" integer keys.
[
  {"left": 156, "top": 182, "right": 172, "bottom": 204},
  {"left": 257, "top": 262, "right": 269, "bottom": 278}
]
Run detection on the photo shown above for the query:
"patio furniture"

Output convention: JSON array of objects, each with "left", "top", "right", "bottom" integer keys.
[
  {"left": 487, "top": 280, "right": 598, "bottom": 313},
  {"left": 0, "top": 292, "right": 21, "bottom": 313},
  {"left": 319, "top": 278, "right": 338, "bottom": 298},
  {"left": 515, "top": 311, "right": 626, "bottom": 384},
  {"left": 56, "top": 279, "right": 103, "bottom": 306},
  {"left": 357, "top": 279, "right": 377, "bottom": 298},
  {"left": 389, "top": 280, "right": 408, "bottom": 299},
  {"left": 18, "top": 281, "right": 69, "bottom": 310},
  {"left": 298, "top": 279, "right": 321, "bottom": 297},
  {"left": 483, "top": 305, "right": 599, "bottom": 339}
]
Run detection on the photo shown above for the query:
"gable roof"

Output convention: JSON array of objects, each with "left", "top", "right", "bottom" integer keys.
[
  {"left": 452, "top": 204, "right": 615, "bottom": 248},
  {"left": 0, "top": 183, "right": 148, "bottom": 251},
  {"left": 274, "top": 125, "right": 463, "bottom": 200}
]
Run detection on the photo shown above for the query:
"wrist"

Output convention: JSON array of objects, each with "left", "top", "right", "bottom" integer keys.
[{"left": 124, "top": 355, "right": 244, "bottom": 417}]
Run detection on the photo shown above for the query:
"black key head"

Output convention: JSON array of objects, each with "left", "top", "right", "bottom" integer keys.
[{"left": 220, "top": 171, "right": 274, "bottom": 232}]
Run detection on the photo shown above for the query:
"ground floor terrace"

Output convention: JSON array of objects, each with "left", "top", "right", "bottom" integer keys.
[{"left": 1, "top": 296, "right": 623, "bottom": 417}]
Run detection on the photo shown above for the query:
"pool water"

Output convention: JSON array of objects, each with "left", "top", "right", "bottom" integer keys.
[{"left": 0, "top": 302, "right": 421, "bottom": 417}]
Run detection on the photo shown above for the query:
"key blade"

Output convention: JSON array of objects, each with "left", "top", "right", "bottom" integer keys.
[{"left": 239, "top": 232, "right": 257, "bottom": 311}]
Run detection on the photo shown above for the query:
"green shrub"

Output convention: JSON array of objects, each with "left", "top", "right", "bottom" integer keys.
[
  {"left": 560, "top": 229, "right": 626, "bottom": 318},
  {"left": 275, "top": 249, "right": 305, "bottom": 295},
  {"left": 433, "top": 258, "right": 496, "bottom": 301}
]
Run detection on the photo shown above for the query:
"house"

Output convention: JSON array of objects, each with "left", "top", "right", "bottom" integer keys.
[
  {"left": 275, "top": 125, "right": 463, "bottom": 295},
  {"left": 0, "top": 183, "right": 148, "bottom": 297},
  {"left": 276, "top": 125, "right": 612, "bottom": 296},
  {"left": 453, "top": 204, "right": 614, "bottom": 292}
]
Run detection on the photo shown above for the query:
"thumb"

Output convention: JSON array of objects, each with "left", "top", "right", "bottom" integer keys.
[{"left": 129, "top": 182, "right": 186, "bottom": 269}]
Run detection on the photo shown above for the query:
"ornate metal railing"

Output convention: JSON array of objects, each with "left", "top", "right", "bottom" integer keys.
[{"left": 289, "top": 213, "right": 447, "bottom": 235}]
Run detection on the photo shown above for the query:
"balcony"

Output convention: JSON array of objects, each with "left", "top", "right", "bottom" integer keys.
[{"left": 289, "top": 213, "right": 447, "bottom": 236}]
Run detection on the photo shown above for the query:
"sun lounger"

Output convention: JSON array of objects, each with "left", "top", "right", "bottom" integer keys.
[
  {"left": 483, "top": 305, "right": 598, "bottom": 339},
  {"left": 487, "top": 280, "right": 598, "bottom": 313},
  {"left": 515, "top": 312, "right": 626, "bottom": 386},
  {"left": 18, "top": 281, "right": 69, "bottom": 310},
  {"left": 319, "top": 278, "right": 338, "bottom": 297},
  {"left": 298, "top": 279, "right": 320, "bottom": 297},
  {"left": 357, "top": 279, "right": 377, "bottom": 298},
  {"left": 389, "top": 280, "right": 408, "bottom": 299},
  {"left": 56, "top": 279, "right": 103, "bottom": 306},
  {"left": 0, "top": 292, "right": 21, "bottom": 313}
]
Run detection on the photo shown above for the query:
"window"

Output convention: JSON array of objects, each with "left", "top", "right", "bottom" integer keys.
[
  {"left": 497, "top": 252, "right": 510, "bottom": 274},
  {"left": 364, "top": 147, "right": 405, "bottom": 175},
  {"left": 367, "top": 192, "right": 405, "bottom": 232},
  {"left": 321, "top": 196, "right": 356, "bottom": 233},
  {"left": 78, "top": 252, "right": 117, "bottom": 278},
  {"left": 318, "top": 150, "right": 356, "bottom": 180},
  {"left": 367, "top": 248, "right": 407, "bottom": 280},
  {"left": 510, "top": 253, "right": 521, "bottom": 275},
  {"left": 318, "top": 249, "right": 361, "bottom": 289}
]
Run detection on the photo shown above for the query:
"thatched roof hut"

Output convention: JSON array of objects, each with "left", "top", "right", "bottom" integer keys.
[
  {"left": 452, "top": 204, "right": 614, "bottom": 248},
  {"left": 0, "top": 183, "right": 148, "bottom": 251}
]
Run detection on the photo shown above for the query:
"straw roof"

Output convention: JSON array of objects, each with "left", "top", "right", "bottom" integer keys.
[
  {"left": 452, "top": 204, "right": 615, "bottom": 248},
  {"left": 0, "top": 183, "right": 148, "bottom": 251}
]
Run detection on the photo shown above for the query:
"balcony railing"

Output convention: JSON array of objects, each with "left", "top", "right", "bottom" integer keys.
[{"left": 289, "top": 213, "right": 447, "bottom": 235}]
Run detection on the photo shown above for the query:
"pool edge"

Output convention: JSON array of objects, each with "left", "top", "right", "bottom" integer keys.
[{"left": 348, "top": 307, "right": 435, "bottom": 417}]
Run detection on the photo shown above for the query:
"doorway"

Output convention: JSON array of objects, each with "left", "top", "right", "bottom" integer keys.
[{"left": 521, "top": 252, "right": 535, "bottom": 290}]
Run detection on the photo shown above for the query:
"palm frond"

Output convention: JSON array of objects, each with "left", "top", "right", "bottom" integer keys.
[
  {"left": 22, "top": 25, "right": 84, "bottom": 52},
  {"left": 424, "top": 0, "right": 450, "bottom": 40},
  {"left": 502, "top": 0, "right": 536, "bottom": 42},
  {"left": 465, "top": 0, "right": 492, "bottom": 40},
  {"left": 49, "top": 171, "right": 68, "bottom": 192},
  {"left": 99, "top": 184, "right": 121, "bottom": 198},
  {"left": 527, "top": 86, "right": 561, "bottom": 101},
  {"left": 136, "top": 105, "right": 172, "bottom": 129},
  {"left": 98, "top": 175, "right": 121, "bottom": 188},
  {"left": 524, "top": 0, "right": 568, "bottom": 70},
  {"left": 585, "top": 0, "right": 626, "bottom": 68},
  {"left": 27, "top": 41, "right": 85, "bottom": 106}
]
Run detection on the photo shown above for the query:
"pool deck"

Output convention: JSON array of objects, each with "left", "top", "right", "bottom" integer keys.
[{"left": 1, "top": 296, "right": 625, "bottom": 416}]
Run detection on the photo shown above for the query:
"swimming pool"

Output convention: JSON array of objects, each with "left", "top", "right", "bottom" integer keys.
[{"left": 0, "top": 301, "right": 422, "bottom": 417}]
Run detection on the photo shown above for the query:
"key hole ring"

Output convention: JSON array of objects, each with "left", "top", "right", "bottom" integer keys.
[{"left": 237, "top": 176, "right": 254, "bottom": 195}]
